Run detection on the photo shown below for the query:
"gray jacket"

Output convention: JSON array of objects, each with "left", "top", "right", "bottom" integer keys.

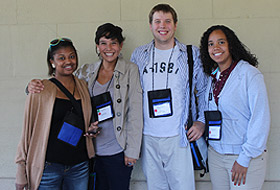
[
  {"left": 76, "top": 56, "right": 143, "bottom": 159},
  {"left": 206, "top": 60, "right": 270, "bottom": 167}
]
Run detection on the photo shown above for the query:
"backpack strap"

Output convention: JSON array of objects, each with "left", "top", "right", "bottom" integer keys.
[{"left": 187, "top": 45, "right": 194, "bottom": 129}]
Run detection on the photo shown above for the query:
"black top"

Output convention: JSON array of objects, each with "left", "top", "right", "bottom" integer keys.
[{"left": 45, "top": 98, "right": 88, "bottom": 165}]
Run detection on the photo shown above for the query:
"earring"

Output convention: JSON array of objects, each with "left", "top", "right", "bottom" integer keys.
[{"left": 52, "top": 64, "right": 55, "bottom": 68}]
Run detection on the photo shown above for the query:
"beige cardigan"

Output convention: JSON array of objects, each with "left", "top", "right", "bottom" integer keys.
[
  {"left": 15, "top": 76, "right": 94, "bottom": 190},
  {"left": 76, "top": 57, "right": 143, "bottom": 159}
]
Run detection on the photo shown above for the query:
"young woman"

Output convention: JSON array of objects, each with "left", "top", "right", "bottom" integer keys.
[
  {"left": 77, "top": 23, "right": 143, "bottom": 190},
  {"left": 15, "top": 38, "right": 94, "bottom": 190},
  {"left": 200, "top": 25, "right": 270, "bottom": 190}
]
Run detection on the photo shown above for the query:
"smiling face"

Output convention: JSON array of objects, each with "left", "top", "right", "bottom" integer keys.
[
  {"left": 50, "top": 46, "right": 77, "bottom": 77},
  {"left": 150, "top": 11, "right": 177, "bottom": 49},
  {"left": 96, "top": 37, "right": 123, "bottom": 65},
  {"left": 208, "top": 29, "right": 233, "bottom": 71}
]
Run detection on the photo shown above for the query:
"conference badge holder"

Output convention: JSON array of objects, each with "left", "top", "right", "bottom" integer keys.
[
  {"left": 148, "top": 88, "right": 173, "bottom": 118},
  {"left": 91, "top": 91, "right": 115, "bottom": 122},
  {"left": 204, "top": 110, "right": 222, "bottom": 140},
  {"left": 57, "top": 111, "right": 83, "bottom": 147}
]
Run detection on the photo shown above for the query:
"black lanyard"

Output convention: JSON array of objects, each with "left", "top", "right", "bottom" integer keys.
[
  {"left": 151, "top": 44, "right": 175, "bottom": 90},
  {"left": 208, "top": 70, "right": 220, "bottom": 111},
  {"left": 208, "top": 80, "right": 218, "bottom": 110}
]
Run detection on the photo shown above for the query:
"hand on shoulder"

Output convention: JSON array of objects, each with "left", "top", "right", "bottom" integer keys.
[{"left": 28, "top": 79, "right": 44, "bottom": 94}]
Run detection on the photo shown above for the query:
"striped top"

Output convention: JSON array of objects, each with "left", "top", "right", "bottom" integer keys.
[{"left": 131, "top": 39, "right": 208, "bottom": 147}]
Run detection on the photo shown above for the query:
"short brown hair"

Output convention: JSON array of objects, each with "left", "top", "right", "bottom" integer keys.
[{"left": 149, "top": 4, "right": 178, "bottom": 24}]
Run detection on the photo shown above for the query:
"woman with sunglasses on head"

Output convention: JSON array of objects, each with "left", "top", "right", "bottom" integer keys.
[
  {"left": 15, "top": 38, "right": 94, "bottom": 190},
  {"left": 78, "top": 23, "right": 143, "bottom": 190},
  {"left": 200, "top": 25, "right": 270, "bottom": 190}
]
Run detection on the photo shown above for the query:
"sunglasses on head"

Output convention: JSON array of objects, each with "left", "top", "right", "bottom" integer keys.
[{"left": 49, "top": 38, "right": 72, "bottom": 48}]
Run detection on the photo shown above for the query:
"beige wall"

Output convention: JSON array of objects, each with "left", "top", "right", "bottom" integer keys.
[{"left": 1, "top": 0, "right": 279, "bottom": 189}]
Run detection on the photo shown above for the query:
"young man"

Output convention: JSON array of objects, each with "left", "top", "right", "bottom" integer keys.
[{"left": 130, "top": 4, "right": 208, "bottom": 190}]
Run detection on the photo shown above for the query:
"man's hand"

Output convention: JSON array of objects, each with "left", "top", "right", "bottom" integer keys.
[
  {"left": 186, "top": 121, "right": 205, "bottom": 142},
  {"left": 124, "top": 156, "right": 137, "bottom": 167},
  {"left": 28, "top": 79, "right": 44, "bottom": 94},
  {"left": 231, "top": 161, "right": 248, "bottom": 186}
]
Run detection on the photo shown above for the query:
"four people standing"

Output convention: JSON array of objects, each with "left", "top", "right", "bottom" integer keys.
[{"left": 16, "top": 3, "right": 271, "bottom": 190}]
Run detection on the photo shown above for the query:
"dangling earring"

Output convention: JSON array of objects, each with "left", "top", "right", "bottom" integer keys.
[
  {"left": 52, "top": 64, "right": 55, "bottom": 68},
  {"left": 97, "top": 48, "right": 103, "bottom": 60}
]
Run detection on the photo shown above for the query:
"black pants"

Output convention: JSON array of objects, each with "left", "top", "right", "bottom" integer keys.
[{"left": 95, "top": 152, "right": 133, "bottom": 190}]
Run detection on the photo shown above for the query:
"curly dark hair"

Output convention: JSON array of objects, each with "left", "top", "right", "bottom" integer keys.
[{"left": 200, "top": 25, "right": 258, "bottom": 76}]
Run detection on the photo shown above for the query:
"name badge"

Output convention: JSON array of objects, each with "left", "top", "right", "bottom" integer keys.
[
  {"left": 204, "top": 111, "right": 222, "bottom": 140},
  {"left": 96, "top": 101, "right": 114, "bottom": 122},
  {"left": 91, "top": 92, "right": 115, "bottom": 122},
  {"left": 148, "top": 89, "right": 173, "bottom": 118},
  {"left": 153, "top": 99, "right": 172, "bottom": 117}
]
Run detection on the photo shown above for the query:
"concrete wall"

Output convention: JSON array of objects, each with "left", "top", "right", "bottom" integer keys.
[{"left": 1, "top": 0, "right": 279, "bottom": 189}]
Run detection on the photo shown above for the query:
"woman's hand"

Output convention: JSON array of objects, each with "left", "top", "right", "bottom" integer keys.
[
  {"left": 124, "top": 156, "right": 137, "bottom": 167},
  {"left": 231, "top": 161, "right": 248, "bottom": 186},
  {"left": 84, "top": 121, "right": 100, "bottom": 138},
  {"left": 186, "top": 121, "right": 205, "bottom": 142},
  {"left": 15, "top": 183, "right": 27, "bottom": 190},
  {"left": 28, "top": 79, "right": 44, "bottom": 94}
]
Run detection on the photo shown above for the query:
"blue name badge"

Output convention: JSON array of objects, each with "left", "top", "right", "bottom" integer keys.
[
  {"left": 148, "top": 88, "right": 173, "bottom": 118},
  {"left": 96, "top": 101, "right": 114, "bottom": 122},
  {"left": 57, "top": 122, "right": 83, "bottom": 146},
  {"left": 204, "top": 110, "right": 222, "bottom": 140},
  {"left": 152, "top": 97, "right": 172, "bottom": 117},
  {"left": 208, "top": 120, "right": 222, "bottom": 140}
]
